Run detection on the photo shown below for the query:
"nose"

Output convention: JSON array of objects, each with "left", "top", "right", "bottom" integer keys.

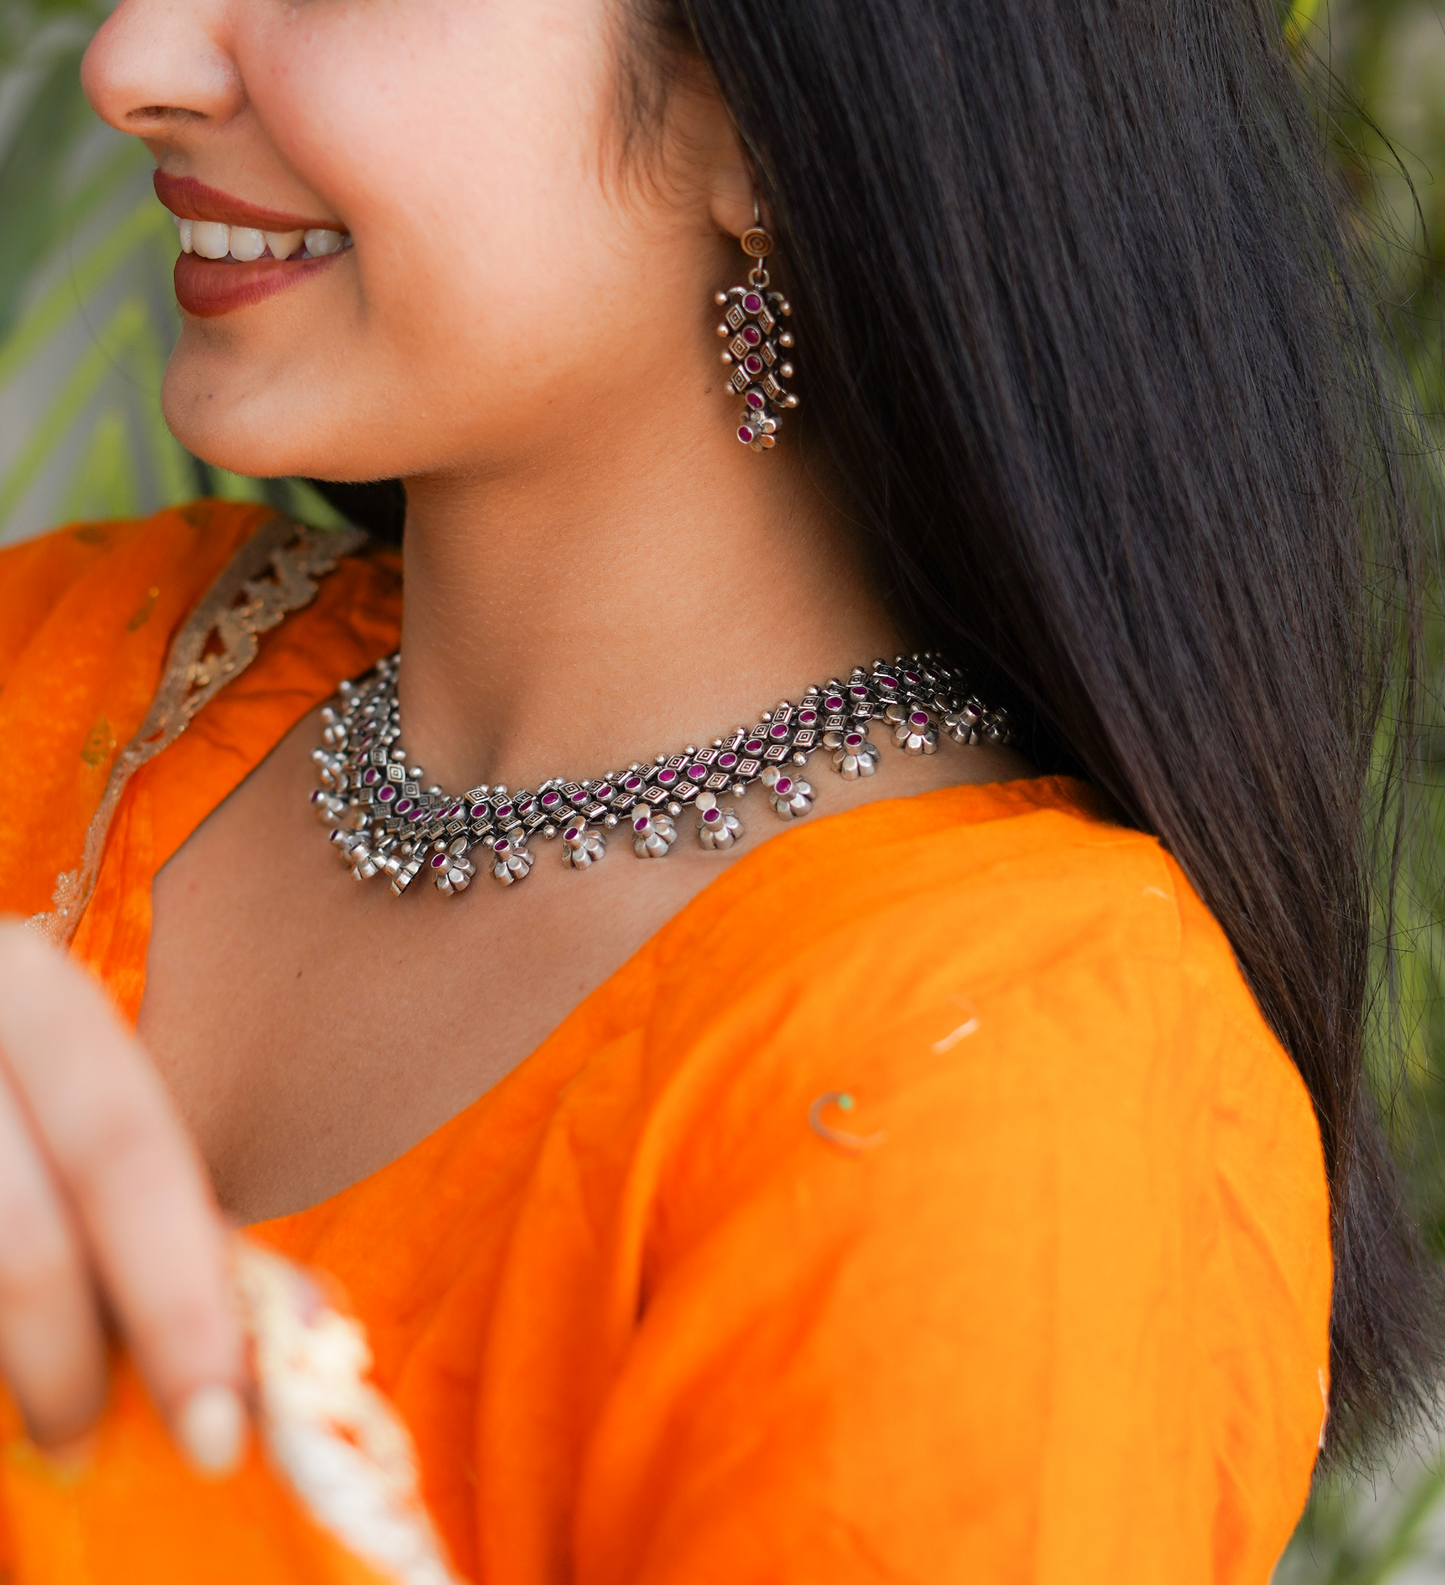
[{"left": 82, "top": 0, "right": 245, "bottom": 135}]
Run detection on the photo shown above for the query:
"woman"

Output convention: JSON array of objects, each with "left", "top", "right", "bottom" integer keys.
[{"left": 0, "top": 0, "right": 1433, "bottom": 1578}]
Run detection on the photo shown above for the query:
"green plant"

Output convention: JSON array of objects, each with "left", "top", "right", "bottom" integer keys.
[
  {"left": 0, "top": 0, "right": 341, "bottom": 543},
  {"left": 3, "top": 1, "right": 1445, "bottom": 1576}
]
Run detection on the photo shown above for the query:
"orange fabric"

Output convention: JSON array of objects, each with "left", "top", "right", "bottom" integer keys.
[{"left": 0, "top": 507, "right": 1331, "bottom": 1584}]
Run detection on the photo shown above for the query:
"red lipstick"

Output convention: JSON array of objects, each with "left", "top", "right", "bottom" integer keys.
[
  {"left": 155, "top": 171, "right": 351, "bottom": 319},
  {"left": 154, "top": 170, "right": 343, "bottom": 232},
  {"left": 172, "top": 251, "right": 343, "bottom": 318}
]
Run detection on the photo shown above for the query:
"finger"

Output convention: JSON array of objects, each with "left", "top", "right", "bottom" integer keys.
[
  {"left": 0, "top": 1062, "right": 108, "bottom": 1447},
  {"left": 0, "top": 923, "right": 247, "bottom": 1474}
]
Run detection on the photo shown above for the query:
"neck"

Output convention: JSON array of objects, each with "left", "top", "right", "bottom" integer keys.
[{"left": 393, "top": 418, "right": 904, "bottom": 795}]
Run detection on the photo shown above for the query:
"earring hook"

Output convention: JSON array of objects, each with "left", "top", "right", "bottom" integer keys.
[{"left": 739, "top": 197, "right": 773, "bottom": 288}]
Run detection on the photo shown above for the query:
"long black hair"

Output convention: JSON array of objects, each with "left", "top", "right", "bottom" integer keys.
[
  {"left": 615, "top": 0, "right": 1437, "bottom": 1463},
  {"left": 324, "top": 0, "right": 1440, "bottom": 1461}
]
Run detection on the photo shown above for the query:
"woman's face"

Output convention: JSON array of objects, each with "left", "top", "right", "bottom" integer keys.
[{"left": 82, "top": 0, "right": 747, "bottom": 482}]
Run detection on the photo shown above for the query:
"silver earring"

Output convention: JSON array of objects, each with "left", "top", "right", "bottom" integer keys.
[{"left": 714, "top": 203, "right": 799, "bottom": 452}]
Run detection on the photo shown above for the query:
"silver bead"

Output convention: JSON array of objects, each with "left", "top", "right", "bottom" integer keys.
[
  {"left": 631, "top": 808, "right": 677, "bottom": 858},
  {"left": 561, "top": 817, "right": 607, "bottom": 869}
]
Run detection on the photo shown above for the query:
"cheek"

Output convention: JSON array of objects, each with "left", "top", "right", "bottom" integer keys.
[{"left": 237, "top": 0, "right": 633, "bottom": 417}]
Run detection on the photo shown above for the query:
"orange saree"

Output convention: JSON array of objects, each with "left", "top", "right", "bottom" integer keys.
[{"left": 0, "top": 504, "right": 1331, "bottom": 1584}]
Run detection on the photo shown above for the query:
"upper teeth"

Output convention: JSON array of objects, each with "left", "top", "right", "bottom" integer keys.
[{"left": 174, "top": 216, "right": 348, "bottom": 261}]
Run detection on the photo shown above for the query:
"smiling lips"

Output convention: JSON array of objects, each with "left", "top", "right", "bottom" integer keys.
[{"left": 154, "top": 171, "right": 351, "bottom": 318}]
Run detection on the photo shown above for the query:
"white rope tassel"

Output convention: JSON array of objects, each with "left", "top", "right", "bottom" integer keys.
[{"left": 233, "top": 1238, "right": 462, "bottom": 1585}]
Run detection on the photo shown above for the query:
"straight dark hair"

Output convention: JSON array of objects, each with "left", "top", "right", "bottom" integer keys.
[
  {"left": 617, "top": 0, "right": 1438, "bottom": 1463},
  {"left": 325, "top": 0, "right": 1441, "bottom": 1463}
]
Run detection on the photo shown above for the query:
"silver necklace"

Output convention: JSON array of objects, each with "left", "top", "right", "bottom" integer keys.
[{"left": 313, "top": 654, "right": 1015, "bottom": 896}]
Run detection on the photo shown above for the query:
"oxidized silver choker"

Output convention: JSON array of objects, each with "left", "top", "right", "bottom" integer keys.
[{"left": 313, "top": 654, "right": 1015, "bottom": 895}]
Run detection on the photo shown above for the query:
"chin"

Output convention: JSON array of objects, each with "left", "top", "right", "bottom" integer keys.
[{"left": 161, "top": 348, "right": 393, "bottom": 483}]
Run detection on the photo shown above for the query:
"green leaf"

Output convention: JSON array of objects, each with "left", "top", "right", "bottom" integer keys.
[
  {"left": 58, "top": 404, "right": 140, "bottom": 523},
  {"left": 0, "top": 195, "right": 172, "bottom": 389},
  {"left": 0, "top": 293, "right": 151, "bottom": 524},
  {"left": 0, "top": 43, "right": 101, "bottom": 340}
]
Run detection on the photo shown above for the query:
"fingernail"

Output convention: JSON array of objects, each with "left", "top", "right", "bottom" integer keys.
[{"left": 175, "top": 1385, "right": 246, "bottom": 1477}]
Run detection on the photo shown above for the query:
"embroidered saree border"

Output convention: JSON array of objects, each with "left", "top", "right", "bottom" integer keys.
[{"left": 26, "top": 516, "right": 367, "bottom": 948}]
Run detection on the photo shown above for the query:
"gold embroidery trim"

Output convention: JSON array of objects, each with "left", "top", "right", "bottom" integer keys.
[{"left": 26, "top": 516, "right": 368, "bottom": 948}]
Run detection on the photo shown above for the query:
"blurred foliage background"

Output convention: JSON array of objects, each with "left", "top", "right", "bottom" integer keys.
[
  {"left": 0, "top": 0, "right": 340, "bottom": 543},
  {"left": 4, "top": 0, "right": 1445, "bottom": 1576}
]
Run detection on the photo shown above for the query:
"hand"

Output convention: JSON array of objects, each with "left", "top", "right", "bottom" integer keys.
[{"left": 0, "top": 921, "right": 246, "bottom": 1473}]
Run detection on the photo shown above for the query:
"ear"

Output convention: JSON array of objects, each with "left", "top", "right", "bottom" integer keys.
[
  {"left": 705, "top": 121, "right": 756, "bottom": 240},
  {"left": 665, "top": 62, "right": 756, "bottom": 239}
]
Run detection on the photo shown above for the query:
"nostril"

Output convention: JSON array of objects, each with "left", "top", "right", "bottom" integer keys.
[
  {"left": 80, "top": 0, "right": 248, "bottom": 133},
  {"left": 127, "top": 105, "right": 202, "bottom": 123}
]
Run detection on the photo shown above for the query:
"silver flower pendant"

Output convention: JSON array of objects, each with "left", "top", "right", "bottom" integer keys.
[{"left": 632, "top": 809, "right": 677, "bottom": 858}]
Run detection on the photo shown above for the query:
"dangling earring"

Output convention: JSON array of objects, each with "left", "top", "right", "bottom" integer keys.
[{"left": 714, "top": 202, "right": 798, "bottom": 452}]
